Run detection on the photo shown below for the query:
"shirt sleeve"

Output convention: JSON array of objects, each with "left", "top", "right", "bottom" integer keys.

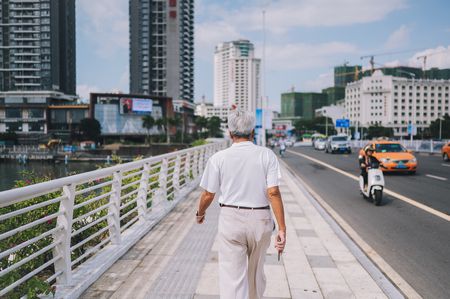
[
  {"left": 199, "top": 156, "right": 220, "bottom": 193},
  {"left": 266, "top": 151, "right": 281, "bottom": 188}
]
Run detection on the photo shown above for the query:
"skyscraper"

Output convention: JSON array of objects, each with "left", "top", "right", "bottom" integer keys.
[
  {"left": 130, "top": 0, "right": 194, "bottom": 102},
  {"left": 0, "top": 0, "right": 76, "bottom": 95},
  {"left": 214, "top": 40, "right": 261, "bottom": 112}
]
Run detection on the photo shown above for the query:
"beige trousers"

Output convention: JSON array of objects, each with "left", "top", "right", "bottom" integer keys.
[{"left": 218, "top": 207, "right": 273, "bottom": 299}]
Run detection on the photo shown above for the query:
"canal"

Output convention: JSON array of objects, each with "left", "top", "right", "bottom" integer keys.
[{"left": 0, "top": 161, "right": 100, "bottom": 192}]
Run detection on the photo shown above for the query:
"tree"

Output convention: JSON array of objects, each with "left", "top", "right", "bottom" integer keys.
[
  {"left": 155, "top": 118, "right": 166, "bottom": 143},
  {"left": 167, "top": 116, "right": 182, "bottom": 144},
  {"left": 428, "top": 114, "right": 450, "bottom": 139},
  {"left": 79, "top": 118, "right": 101, "bottom": 142},
  {"left": 366, "top": 124, "right": 394, "bottom": 139},
  {"left": 141, "top": 115, "right": 155, "bottom": 144},
  {"left": 207, "top": 116, "right": 223, "bottom": 137},
  {"left": 293, "top": 117, "right": 335, "bottom": 136}
]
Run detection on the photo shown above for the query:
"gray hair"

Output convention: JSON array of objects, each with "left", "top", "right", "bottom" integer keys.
[{"left": 227, "top": 109, "right": 255, "bottom": 137}]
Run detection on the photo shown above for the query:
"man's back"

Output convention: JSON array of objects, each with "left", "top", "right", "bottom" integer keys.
[{"left": 203, "top": 141, "right": 280, "bottom": 208}]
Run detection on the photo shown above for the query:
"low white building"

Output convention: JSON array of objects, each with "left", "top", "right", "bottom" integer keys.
[
  {"left": 195, "top": 102, "right": 230, "bottom": 132},
  {"left": 345, "top": 70, "right": 450, "bottom": 137}
]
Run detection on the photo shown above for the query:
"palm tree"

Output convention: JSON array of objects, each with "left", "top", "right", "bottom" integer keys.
[
  {"left": 142, "top": 115, "right": 155, "bottom": 144},
  {"left": 155, "top": 118, "right": 166, "bottom": 143}
]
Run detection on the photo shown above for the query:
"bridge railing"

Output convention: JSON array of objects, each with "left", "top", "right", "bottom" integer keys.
[{"left": 0, "top": 140, "right": 227, "bottom": 298}]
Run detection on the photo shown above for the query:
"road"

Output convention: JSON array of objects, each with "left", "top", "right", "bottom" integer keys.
[{"left": 282, "top": 146, "right": 450, "bottom": 299}]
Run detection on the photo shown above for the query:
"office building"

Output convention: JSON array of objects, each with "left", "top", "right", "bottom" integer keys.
[
  {"left": 345, "top": 70, "right": 450, "bottom": 137},
  {"left": 214, "top": 40, "right": 261, "bottom": 112},
  {"left": 0, "top": 0, "right": 76, "bottom": 95},
  {"left": 129, "top": 0, "right": 194, "bottom": 103}
]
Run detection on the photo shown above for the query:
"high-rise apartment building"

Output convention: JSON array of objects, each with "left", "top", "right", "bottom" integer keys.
[
  {"left": 214, "top": 40, "right": 261, "bottom": 112},
  {"left": 130, "top": 0, "right": 194, "bottom": 102},
  {"left": 0, "top": 0, "right": 76, "bottom": 95}
]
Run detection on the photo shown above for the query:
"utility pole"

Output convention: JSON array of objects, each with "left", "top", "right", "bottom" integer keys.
[
  {"left": 439, "top": 117, "right": 442, "bottom": 140},
  {"left": 261, "top": 9, "right": 267, "bottom": 147}
]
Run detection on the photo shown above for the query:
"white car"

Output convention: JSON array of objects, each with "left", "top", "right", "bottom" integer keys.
[{"left": 314, "top": 139, "right": 326, "bottom": 150}]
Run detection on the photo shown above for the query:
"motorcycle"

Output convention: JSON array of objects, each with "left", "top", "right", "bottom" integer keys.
[{"left": 359, "top": 160, "right": 384, "bottom": 206}]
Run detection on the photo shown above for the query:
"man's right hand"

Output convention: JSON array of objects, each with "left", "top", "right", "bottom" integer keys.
[{"left": 275, "top": 230, "right": 286, "bottom": 253}]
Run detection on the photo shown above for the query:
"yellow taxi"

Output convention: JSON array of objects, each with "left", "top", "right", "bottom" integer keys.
[
  {"left": 442, "top": 142, "right": 450, "bottom": 161},
  {"left": 360, "top": 141, "right": 417, "bottom": 174}
]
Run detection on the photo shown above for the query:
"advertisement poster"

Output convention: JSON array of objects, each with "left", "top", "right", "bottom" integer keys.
[{"left": 119, "top": 98, "right": 153, "bottom": 114}]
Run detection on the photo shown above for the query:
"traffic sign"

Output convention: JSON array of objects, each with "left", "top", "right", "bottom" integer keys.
[{"left": 336, "top": 119, "right": 350, "bottom": 128}]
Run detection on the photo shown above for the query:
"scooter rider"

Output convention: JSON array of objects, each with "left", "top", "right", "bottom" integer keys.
[{"left": 359, "top": 146, "right": 379, "bottom": 191}]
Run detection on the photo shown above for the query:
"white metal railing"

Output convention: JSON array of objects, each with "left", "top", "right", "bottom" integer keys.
[
  {"left": 350, "top": 139, "right": 448, "bottom": 154},
  {"left": 0, "top": 140, "right": 227, "bottom": 298}
]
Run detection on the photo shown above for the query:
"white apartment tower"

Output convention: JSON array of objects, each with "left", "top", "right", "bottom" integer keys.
[
  {"left": 214, "top": 40, "right": 261, "bottom": 112},
  {"left": 346, "top": 70, "right": 450, "bottom": 137}
]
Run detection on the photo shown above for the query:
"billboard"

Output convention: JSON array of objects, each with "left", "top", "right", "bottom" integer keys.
[{"left": 120, "top": 98, "right": 153, "bottom": 114}]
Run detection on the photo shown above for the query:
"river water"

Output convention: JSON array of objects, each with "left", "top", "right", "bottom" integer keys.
[{"left": 0, "top": 161, "right": 100, "bottom": 192}]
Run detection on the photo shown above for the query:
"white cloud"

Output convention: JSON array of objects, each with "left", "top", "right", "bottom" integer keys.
[
  {"left": 303, "top": 72, "right": 334, "bottom": 92},
  {"left": 197, "top": 0, "right": 407, "bottom": 35},
  {"left": 383, "top": 60, "right": 402, "bottom": 67},
  {"left": 77, "top": 84, "right": 100, "bottom": 101},
  {"left": 266, "top": 42, "right": 358, "bottom": 70},
  {"left": 408, "top": 46, "right": 450, "bottom": 69},
  {"left": 77, "top": 0, "right": 128, "bottom": 58},
  {"left": 195, "top": 21, "right": 244, "bottom": 60},
  {"left": 384, "top": 25, "right": 411, "bottom": 50}
]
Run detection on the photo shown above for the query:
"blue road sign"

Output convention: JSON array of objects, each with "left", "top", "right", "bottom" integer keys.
[{"left": 336, "top": 119, "right": 350, "bottom": 128}]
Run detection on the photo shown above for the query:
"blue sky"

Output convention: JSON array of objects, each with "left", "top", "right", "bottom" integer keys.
[{"left": 76, "top": 0, "right": 450, "bottom": 111}]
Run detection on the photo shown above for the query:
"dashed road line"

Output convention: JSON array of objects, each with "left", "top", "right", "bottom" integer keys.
[
  {"left": 441, "top": 163, "right": 450, "bottom": 167},
  {"left": 287, "top": 149, "right": 450, "bottom": 222},
  {"left": 425, "top": 174, "right": 448, "bottom": 181}
]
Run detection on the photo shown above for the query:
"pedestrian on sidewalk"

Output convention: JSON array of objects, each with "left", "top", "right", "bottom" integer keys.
[{"left": 196, "top": 109, "right": 286, "bottom": 299}]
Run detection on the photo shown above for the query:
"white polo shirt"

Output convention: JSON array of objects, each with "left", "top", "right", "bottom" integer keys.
[{"left": 200, "top": 141, "right": 281, "bottom": 208}]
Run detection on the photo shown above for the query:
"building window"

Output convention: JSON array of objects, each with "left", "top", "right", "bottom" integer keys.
[
  {"left": 29, "top": 109, "right": 44, "bottom": 118},
  {"left": 6, "top": 108, "right": 22, "bottom": 118}
]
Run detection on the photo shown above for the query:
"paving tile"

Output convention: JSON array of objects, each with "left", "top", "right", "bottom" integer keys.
[
  {"left": 307, "top": 255, "right": 337, "bottom": 269},
  {"left": 296, "top": 229, "right": 318, "bottom": 238}
]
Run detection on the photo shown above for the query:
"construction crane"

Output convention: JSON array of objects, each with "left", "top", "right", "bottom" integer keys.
[
  {"left": 416, "top": 48, "right": 450, "bottom": 77},
  {"left": 360, "top": 48, "right": 428, "bottom": 74}
]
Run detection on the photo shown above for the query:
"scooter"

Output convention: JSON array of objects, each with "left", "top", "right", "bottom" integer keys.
[{"left": 359, "top": 162, "right": 385, "bottom": 206}]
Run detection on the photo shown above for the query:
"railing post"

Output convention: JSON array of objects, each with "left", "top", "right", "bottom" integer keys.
[
  {"left": 192, "top": 150, "right": 199, "bottom": 179},
  {"left": 53, "top": 184, "right": 75, "bottom": 286},
  {"left": 199, "top": 148, "right": 205, "bottom": 173},
  {"left": 137, "top": 163, "right": 150, "bottom": 221},
  {"left": 173, "top": 155, "right": 181, "bottom": 195},
  {"left": 184, "top": 152, "right": 192, "bottom": 185},
  {"left": 155, "top": 158, "right": 168, "bottom": 206},
  {"left": 430, "top": 140, "right": 433, "bottom": 153},
  {"left": 107, "top": 171, "right": 122, "bottom": 245}
]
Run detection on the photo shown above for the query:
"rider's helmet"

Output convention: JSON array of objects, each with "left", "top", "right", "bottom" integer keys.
[{"left": 365, "top": 145, "right": 375, "bottom": 154}]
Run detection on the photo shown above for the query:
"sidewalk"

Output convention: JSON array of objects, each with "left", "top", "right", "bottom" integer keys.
[{"left": 81, "top": 164, "right": 400, "bottom": 299}]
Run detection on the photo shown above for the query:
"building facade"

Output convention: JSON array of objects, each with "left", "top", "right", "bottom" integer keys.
[
  {"left": 129, "top": 0, "right": 194, "bottom": 103},
  {"left": 345, "top": 70, "right": 450, "bottom": 137},
  {"left": 280, "top": 92, "right": 328, "bottom": 120},
  {"left": 213, "top": 40, "right": 261, "bottom": 112},
  {"left": 90, "top": 93, "right": 173, "bottom": 137},
  {"left": 0, "top": 0, "right": 76, "bottom": 95},
  {"left": 334, "top": 65, "right": 362, "bottom": 88}
]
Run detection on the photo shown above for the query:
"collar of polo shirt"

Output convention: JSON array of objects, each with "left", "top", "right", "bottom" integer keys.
[{"left": 231, "top": 141, "right": 254, "bottom": 147}]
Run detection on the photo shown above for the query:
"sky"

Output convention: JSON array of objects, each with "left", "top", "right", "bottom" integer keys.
[{"left": 76, "top": 0, "right": 450, "bottom": 112}]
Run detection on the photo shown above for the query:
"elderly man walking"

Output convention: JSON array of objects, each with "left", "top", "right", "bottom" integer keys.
[{"left": 196, "top": 109, "right": 286, "bottom": 299}]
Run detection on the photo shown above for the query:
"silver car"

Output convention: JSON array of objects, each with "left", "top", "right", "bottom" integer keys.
[{"left": 325, "top": 135, "right": 352, "bottom": 154}]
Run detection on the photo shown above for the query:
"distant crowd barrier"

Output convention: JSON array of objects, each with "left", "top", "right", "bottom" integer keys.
[
  {"left": 350, "top": 139, "right": 448, "bottom": 154},
  {"left": 0, "top": 140, "right": 228, "bottom": 298}
]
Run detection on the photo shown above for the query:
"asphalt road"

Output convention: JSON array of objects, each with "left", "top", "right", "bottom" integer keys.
[{"left": 282, "top": 146, "right": 450, "bottom": 299}]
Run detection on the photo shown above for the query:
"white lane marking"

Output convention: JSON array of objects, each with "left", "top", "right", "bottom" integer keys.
[
  {"left": 287, "top": 149, "right": 450, "bottom": 222},
  {"left": 282, "top": 161, "right": 420, "bottom": 299},
  {"left": 426, "top": 174, "right": 448, "bottom": 181},
  {"left": 441, "top": 164, "right": 450, "bottom": 167}
]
